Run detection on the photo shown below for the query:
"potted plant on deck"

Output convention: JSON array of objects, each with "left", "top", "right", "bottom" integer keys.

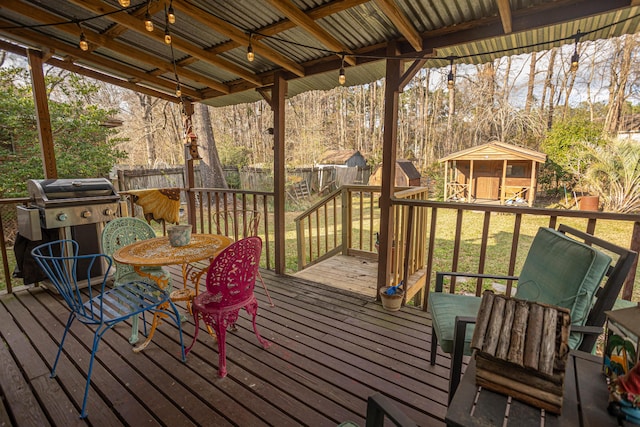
[{"left": 380, "top": 281, "right": 404, "bottom": 311}]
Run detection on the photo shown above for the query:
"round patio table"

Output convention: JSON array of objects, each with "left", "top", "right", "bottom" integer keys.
[{"left": 113, "top": 233, "right": 233, "bottom": 351}]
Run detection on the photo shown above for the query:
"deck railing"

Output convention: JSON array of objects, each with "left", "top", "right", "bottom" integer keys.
[
  {"left": 390, "top": 198, "right": 640, "bottom": 309},
  {"left": 2, "top": 188, "right": 639, "bottom": 306},
  {"left": 295, "top": 186, "right": 381, "bottom": 270},
  {"left": 118, "top": 187, "right": 276, "bottom": 271},
  {"left": 0, "top": 197, "right": 31, "bottom": 293},
  {"left": 294, "top": 185, "right": 430, "bottom": 296},
  {"left": 188, "top": 188, "right": 275, "bottom": 271}
]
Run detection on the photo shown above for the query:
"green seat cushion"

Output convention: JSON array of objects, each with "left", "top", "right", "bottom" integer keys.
[
  {"left": 514, "top": 227, "right": 612, "bottom": 349},
  {"left": 429, "top": 293, "right": 482, "bottom": 355}
]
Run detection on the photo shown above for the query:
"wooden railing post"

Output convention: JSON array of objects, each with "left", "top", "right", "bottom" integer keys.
[
  {"left": 623, "top": 221, "right": 640, "bottom": 300},
  {"left": 341, "top": 188, "right": 349, "bottom": 256},
  {"left": 296, "top": 217, "right": 306, "bottom": 270},
  {"left": 0, "top": 212, "right": 11, "bottom": 294},
  {"left": 402, "top": 206, "right": 414, "bottom": 303}
]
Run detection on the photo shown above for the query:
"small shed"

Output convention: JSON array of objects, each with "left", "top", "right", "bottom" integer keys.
[
  {"left": 317, "top": 150, "right": 367, "bottom": 168},
  {"left": 439, "top": 141, "right": 547, "bottom": 206},
  {"left": 368, "top": 160, "right": 421, "bottom": 187}
]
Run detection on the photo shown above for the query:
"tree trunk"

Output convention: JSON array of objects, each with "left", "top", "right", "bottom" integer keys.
[
  {"left": 524, "top": 52, "right": 537, "bottom": 115},
  {"left": 543, "top": 49, "right": 557, "bottom": 129},
  {"left": 137, "top": 93, "right": 158, "bottom": 166},
  {"left": 197, "top": 103, "right": 227, "bottom": 189},
  {"left": 604, "top": 35, "right": 635, "bottom": 134}
]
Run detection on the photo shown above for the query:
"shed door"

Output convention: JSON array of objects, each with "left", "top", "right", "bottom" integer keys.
[{"left": 473, "top": 161, "right": 501, "bottom": 200}]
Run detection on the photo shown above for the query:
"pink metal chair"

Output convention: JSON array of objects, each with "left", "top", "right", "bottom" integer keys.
[
  {"left": 212, "top": 209, "right": 275, "bottom": 306},
  {"left": 185, "top": 236, "right": 271, "bottom": 377}
]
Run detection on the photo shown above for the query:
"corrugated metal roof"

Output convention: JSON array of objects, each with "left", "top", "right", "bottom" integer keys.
[{"left": 0, "top": 1, "right": 638, "bottom": 106}]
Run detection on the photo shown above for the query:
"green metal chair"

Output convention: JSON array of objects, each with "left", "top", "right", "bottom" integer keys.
[
  {"left": 428, "top": 224, "right": 637, "bottom": 401},
  {"left": 102, "top": 217, "right": 173, "bottom": 344}
]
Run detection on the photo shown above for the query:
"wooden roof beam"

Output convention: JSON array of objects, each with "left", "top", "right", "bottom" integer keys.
[
  {"left": 48, "top": 56, "right": 181, "bottom": 102},
  {"left": 496, "top": 0, "right": 513, "bottom": 34},
  {"left": 172, "top": 0, "right": 305, "bottom": 77},
  {"left": 1, "top": 0, "right": 228, "bottom": 95},
  {"left": 0, "top": 21, "right": 203, "bottom": 100},
  {"left": 374, "top": 0, "right": 423, "bottom": 51},
  {"left": 67, "top": 0, "right": 263, "bottom": 87},
  {"left": 207, "top": 0, "right": 369, "bottom": 56},
  {"left": 264, "top": 0, "right": 357, "bottom": 66},
  {"left": 102, "top": 0, "right": 165, "bottom": 38}
]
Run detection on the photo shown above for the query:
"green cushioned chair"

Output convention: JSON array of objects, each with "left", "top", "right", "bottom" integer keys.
[{"left": 428, "top": 224, "right": 637, "bottom": 401}]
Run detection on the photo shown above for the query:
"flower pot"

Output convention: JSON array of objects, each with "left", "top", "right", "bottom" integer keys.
[
  {"left": 579, "top": 195, "right": 600, "bottom": 211},
  {"left": 168, "top": 224, "right": 192, "bottom": 247},
  {"left": 380, "top": 286, "right": 404, "bottom": 311}
]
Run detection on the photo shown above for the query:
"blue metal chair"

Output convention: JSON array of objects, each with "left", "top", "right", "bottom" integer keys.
[
  {"left": 102, "top": 217, "right": 173, "bottom": 344},
  {"left": 32, "top": 239, "right": 186, "bottom": 419}
]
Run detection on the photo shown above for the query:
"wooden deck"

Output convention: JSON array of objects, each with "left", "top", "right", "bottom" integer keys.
[
  {"left": 293, "top": 255, "right": 379, "bottom": 297},
  {"left": 0, "top": 265, "right": 452, "bottom": 426}
]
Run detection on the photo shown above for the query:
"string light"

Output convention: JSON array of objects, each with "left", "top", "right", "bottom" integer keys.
[
  {"left": 447, "top": 57, "right": 455, "bottom": 89},
  {"left": 76, "top": 22, "right": 89, "bottom": 51},
  {"left": 164, "top": 27, "right": 172, "bottom": 44},
  {"left": 79, "top": 31, "right": 89, "bottom": 51},
  {"left": 175, "top": 83, "right": 181, "bottom": 97},
  {"left": 144, "top": 1, "right": 154, "bottom": 32},
  {"left": 118, "top": 0, "right": 130, "bottom": 7},
  {"left": 247, "top": 32, "right": 255, "bottom": 62},
  {"left": 338, "top": 54, "right": 346, "bottom": 85},
  {"left": 167, "top": 1, "right": 176, "bottom": 24},
  {"left": 570, "top": 30, "right": 581, "bottom": 72},
  {"left": 144, "top": 13, "right": 154, "bottom": 32}
]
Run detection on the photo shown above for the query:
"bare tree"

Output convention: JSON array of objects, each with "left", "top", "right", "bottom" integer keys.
[
  {"left": 136, "top": 93, "right": 161, "bottom": 166},
  {"left": 197, "top": 103, "right": 227, "bottom": 188},
  {"left": 604, "top": 35, "right": 636, "bottom": 134}
]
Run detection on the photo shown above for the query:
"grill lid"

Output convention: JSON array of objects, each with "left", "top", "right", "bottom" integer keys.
[{"left": 28, "top": 178, "right": 118, "bottom": 206}]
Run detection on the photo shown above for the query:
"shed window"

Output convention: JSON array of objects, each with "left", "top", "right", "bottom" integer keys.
[{"left": 506, "top": 165, "right": 526, "bottom": 177}]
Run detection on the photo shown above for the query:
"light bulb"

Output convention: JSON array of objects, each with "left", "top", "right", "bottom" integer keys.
[
  {"left": 247, "top": 44, "right": 254, "bottom": 62},
  {"left": 167, "top": 6, "right": 176, "bottom": 24},
  {"left": 339, "top": 68, "right": 346, "bottom": 85},
  {"left": 144, "top": 13, "right": 154, "bottom": 32},
  {"left": 447, "top": 71, "right": 454, "bottom": 89},
  {"left": 175, "top": 85, "right": 181, "bottom": 97},
  {"left": 79, "top": 32, "right": 89, "bottom": 51},
  {"left": 118, "top": 0, "right": 130, "bottom": 7},
  {"left": 164, "top": 30, "right": 172, "bottom": 45},
  {"left": 570, "top": 52, "right": 579, "bottom": 72}
]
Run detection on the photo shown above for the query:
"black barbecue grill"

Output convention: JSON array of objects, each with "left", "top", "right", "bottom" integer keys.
[
  {"left": 25, "top": 178, "right": 120, "bottom": 232},
  {"left": 16, "top": 178, "right": 121, "bottom": 286}
]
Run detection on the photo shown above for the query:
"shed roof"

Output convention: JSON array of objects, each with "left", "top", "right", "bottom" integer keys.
[
  {"left": 1, "top": 2, "right": 638, "bottom": 107},
  {"left": 439, "top": 141, "right": 547, "bottom": 163},
  {"left": 396, "top": 160, "right": 421, "bottom": 180},
  {"left": 318, "top": 149, "right": 362, "bottom": 164}
]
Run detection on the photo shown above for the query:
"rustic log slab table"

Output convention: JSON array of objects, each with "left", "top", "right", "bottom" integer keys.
[{"left": 446, "top": 351, "right": 615, "bottom": 426}]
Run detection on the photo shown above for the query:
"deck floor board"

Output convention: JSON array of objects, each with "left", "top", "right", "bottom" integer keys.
[{"left": 0, "top": 266, "right": 450, "bottom": 426}]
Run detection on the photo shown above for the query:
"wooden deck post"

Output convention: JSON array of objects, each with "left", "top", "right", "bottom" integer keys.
[
  {"left": 28, "top": 48, "right": 57, "bottom": 179},
  {"left": 377, "top": 46, "right": 425, "bottom": 294},
  {"left": 501, "top": 159, "right": 507, "bottom": 204},
  {"left": 529, "top": 161, "right": 537, "bottom": 207},
  {"left": 444, "top": 161, "right": 449, "bottom": 201},
  {"left": 273, "top": 72, "right": 287, "bottom": 274},
  {"left": 182, "top": 100, "right": 198, "bottom": 229},
  {"left": 377, "top": 44, "right": 401, "bottom": 293}
]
